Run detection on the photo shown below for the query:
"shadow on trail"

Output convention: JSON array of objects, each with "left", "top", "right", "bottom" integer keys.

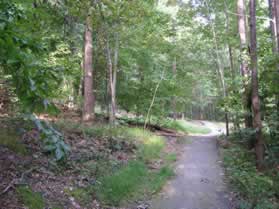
[{"left": 151, "top": 127, "right": 232, "bottom": 209}]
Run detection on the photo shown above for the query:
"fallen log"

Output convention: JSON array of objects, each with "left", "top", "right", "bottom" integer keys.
[
  {"left": 116, "top": 117, "right": 186, "bottom": 136},
  {"left": 155, "top": 132, "right": 186, "bottom": 137}
]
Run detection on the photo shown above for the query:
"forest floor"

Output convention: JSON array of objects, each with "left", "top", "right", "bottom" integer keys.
[
  {"left": 0, "top": 111, "right": 230, "bottom": 209},
  {"left": 150, "top": 122, "right": 235, "bottom": 209},
  {"left": 0, "top": 112, "right": 209, "bottom": 209}
]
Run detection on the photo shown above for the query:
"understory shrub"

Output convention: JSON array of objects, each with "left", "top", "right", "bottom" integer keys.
[{"left": 223, "top": 145, "right": 279, "bottom": 209}]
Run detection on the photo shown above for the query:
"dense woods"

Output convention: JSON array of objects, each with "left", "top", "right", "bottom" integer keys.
[{"left": 0, "top": 0, "right": 279, "bottom": 208}]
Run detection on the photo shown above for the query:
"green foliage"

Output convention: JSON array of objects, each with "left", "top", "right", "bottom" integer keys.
[
  {"left": 223, "top": 145, "right": 279, "bottom": 208},
  {"left": 227, "top": 128, "right": 256, "bottom": 148},
  {"left": 228, "top": 127, "right": 279, "bottom": 166},
  {"left": 0, "top": 0, "right": 85, "bottom": 115},
  {"left": 29, "top": 115, "right": 70, "bottom": 161},
  {"left": 0, "top": 0, "right": 230, "bottom": 120},
  {"left": 16, "top": 186, "right": 45, "bottom": 209},
  {"left": 1, "top": 0, "right": 279, "bottom": 206},
  {"left": 0, "top": 0, "right": 66, "bottom": 113}
]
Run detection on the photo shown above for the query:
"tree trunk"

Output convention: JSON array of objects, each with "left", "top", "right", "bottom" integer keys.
[
  {"left": 172, "top": 19, "right": 177, "bottom": 120},
  {"left": 237, "top": 0, "right": 253, "bottom": 128},
  {"left": 273, "top": 0, "right": 279, "bottom": 132},
  {"left": 204, "top": 0, "right": 229, "bottom": 135},
  {"left": 224, "top": 2, "right": 233, "bottom": 136},
  {"left": 275, "top": 0, "right": 279, "bottom": 49},
  {"left": 172, "top": 57, "right": 177, "bottom": 120},
  {"left": 112, "top": 32, "right": 119, "bottom": 121},
  {"left": 82, "top": 15, "right": 95, "bottom": 122},
  {"left": 105, "top": 40, "right": 115, "bottom": 124},
  {"left": 224, "top": 0, "right": 235, "bottom": 77},
  {"left": 99, "top": 1, "right": 119, "bottom": 124},
  {"left": 268, "top": 0, "right": 277, "bottom": 52},
  {"left": 213, "top": 26, "right": 229, "bottom": 135},
  {"left": 249, "top": 0, "right": 265, "bottom": 170}
]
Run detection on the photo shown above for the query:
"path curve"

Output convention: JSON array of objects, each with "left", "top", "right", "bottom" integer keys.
[{"left": 150, "top": 121, "right": 231, "bottom": 209}]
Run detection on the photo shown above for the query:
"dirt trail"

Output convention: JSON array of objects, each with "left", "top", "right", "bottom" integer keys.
[{"left": 150, "top": 122, "right": 231, "bottom": 209}]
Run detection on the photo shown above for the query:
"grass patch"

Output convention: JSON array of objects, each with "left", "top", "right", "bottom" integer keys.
[
  {"left": 0, "top": 130, "right": 27, "bottom": 155},
  {"left": 82, "top": 159, "right": 121, "bottom": 179},
  {"left": 164, "top": 120, "right": 211, "bottom": 134},
  {"left": 146, "top": 166, "right": 175, "bottom": 193},
  {"left": 165, "top": 153, "right": 177, "bottom": 163},
  {"left": 96, "top": 161, "right": 147, "bottom": 205},
  {"left": 95, "top": 161, "right": 174, "bottom": 206},
  {"left": 16, "top": 186, "right": 45, "bottom": 209},
  {"left": 55, "top": 120, "right": 174, "bottom": 206},
  {"left": 130, "top": 129, "right": 165, "bottom": 161}
]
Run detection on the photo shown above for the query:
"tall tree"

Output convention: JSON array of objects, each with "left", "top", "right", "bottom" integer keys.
[
  {"left": 268, "top": 0, "right": 276, "bottom": 52},
  {"left": 274, "top": 0, "right": 279, "bottom": 50},
  {"left": 172, "top": 19, "right": 177, "bottom": 120},
  {"left": 224, "top": 0, "right": 234, "bottom": 136},
  {"left": 98, "top": 6, "right": 114, "bottom": 123},
  {"left": 105, "top": 36, "right": 116, "bottom": 123},
  {"left": 272, "top": 0, "right": 279, "bottom": 130},
  {"left": 249, "top": 0, "right": 265, "bottom": 169},
  {"left": 112, "top": 31, "right": 119, "bottom": 122},
  {"left": 204, "top": 0, "right": 229, "bottom": 136},
  {"left": 82, "top": 13, "right": 95, "bottom": 122},
  {"left": 237, "top": 0, "right": 253, "bottom": 128}
]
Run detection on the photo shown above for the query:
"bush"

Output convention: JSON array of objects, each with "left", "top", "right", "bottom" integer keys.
[
  {"left": 227, "top": 128, "right": 256, "bottom": 148},
  {"left": 223, "top": 145, "right": 279, "bottom": 208}
]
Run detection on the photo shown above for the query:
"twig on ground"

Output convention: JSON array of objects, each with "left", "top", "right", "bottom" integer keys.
[
  {"left": 0, "top": 167, "right": 37, "bottom": 196},
  {"left": 0, "top": 179, "right": 17, "bottom": 196}
]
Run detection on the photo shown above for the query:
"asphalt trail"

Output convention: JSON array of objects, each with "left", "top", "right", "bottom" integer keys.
[{"left": 151, "top": 122, "right": 231, "bottom": 209}]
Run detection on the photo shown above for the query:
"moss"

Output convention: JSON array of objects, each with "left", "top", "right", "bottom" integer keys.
[{"left": 16, "top": 186, "right": 45, "bottom": 209}]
